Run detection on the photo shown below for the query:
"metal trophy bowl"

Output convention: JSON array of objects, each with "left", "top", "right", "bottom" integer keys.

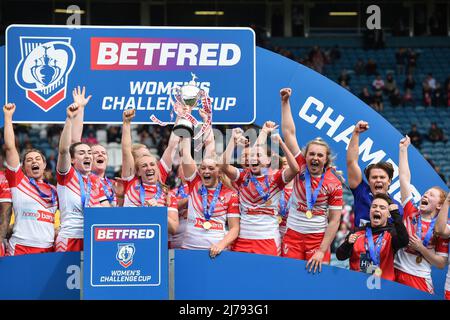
[{"left": 171, "top": 74, "right": 203, "bottom": 137}]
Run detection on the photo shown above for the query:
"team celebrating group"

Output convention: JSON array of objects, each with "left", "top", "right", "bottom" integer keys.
[{"left": 0, "top": 86, "right": 448, "bottom": 299}]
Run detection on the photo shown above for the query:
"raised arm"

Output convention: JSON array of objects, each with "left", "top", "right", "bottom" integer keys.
[
  {"left": 160, "top": 131, "right": 179, "bottom": 168},
  {"left": 219, "top": 128, "right": 244, "bottom": 181},
  {"left": 280, "top": 88, "right": 301, "bottom": 156},
  {"left": 255, "top": 121, "right": 279, "bottom": 147},
  {"left": 57, "top": 104, "right": 79, "bottom": 174},
  {"left": 272, "top": 134, "right": 299, "bottom": 182},
  {"left": 70, "top": 86, "right": 92, "bottom": 144},
  {"left": 435, "top": 193, "right": 449, "bottom": 238},
  {"left": 198, "top": 108, "right": 215, "bottom": 159},
  {"left": 346, "top": 121, "right": 368, "bottom": 189},
  {"left": 121, "top": 109, "right": 136, "bottom": 179},
  {"left": 3, "top": 103, "right": 20, "bottom": 168},
  {"left": 180, "top": 137, "right": 196, "bottom": 180},
  {"left": 398, "top": 136, "right": 412, "bottom": 203}
]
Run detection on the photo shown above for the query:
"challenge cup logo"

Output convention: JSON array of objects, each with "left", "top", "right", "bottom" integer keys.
[
  {"left": 14, "top": 37, "right": 76, "bottom": 112},
  {"left": 116, "top": 243, "right": 136, "bottom": 268}
]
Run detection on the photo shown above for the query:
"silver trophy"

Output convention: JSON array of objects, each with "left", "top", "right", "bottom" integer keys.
[{"left": 170, "top": 73, "right": 204, "bottom": 137}]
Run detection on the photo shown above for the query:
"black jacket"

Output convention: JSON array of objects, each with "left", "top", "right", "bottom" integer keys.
[{"left": 336, "top": 209, "right": 409, "bottom": 260}]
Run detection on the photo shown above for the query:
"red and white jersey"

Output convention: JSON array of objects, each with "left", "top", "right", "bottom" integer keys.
[
  {"left": 394, "top": 198, "right": 449, "bottom": 279},
  {"left": 5, "top": 165, "right": 57, "bottom": 248},
  {"left": 233, "top": 168, "right": 287, "bottom": 240},
  {"left": 286, "top": 152, "right": 343, "bottom": 234},
  {"left": 169, "top": 183, "right": 189, "bottom": 249},
  {"left": 57, "top": 166, "right": 107, "bottom": 239},
  {"left": 279, "top": 185, "right": 293, "bottom": 237},
  {"left": 0, "top": 171, "right": 12, "bottom": 203},
  {"left": 182, "top": 172, "right": 240, "bottom": 250},
  {"left": 122, "top": 176, "right": 178, "bottom": 212}
]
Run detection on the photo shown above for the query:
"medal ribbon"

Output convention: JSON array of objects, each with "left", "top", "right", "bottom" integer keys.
[
  {"left": 200, "top": 182, "right": 222, "bottom": 221},
  {"left": 279, "top": 190, "right": 292, "bottom": 217},
  {"left": 249, "top": 174, "right": 271, "bottom": 202},
  {"left": 366, "top": 227, "right": 385, "bottom": 266},
  {"left": 416, "top": 215, "right": 437, "bottom": 247},
  {"left": 28, "top": 178, "right": 56, "bottom": 206},
  {"left": 176, "top": 184, "right": 189, "bottom": 199},
  {"left": 139, "top": 181, "right": 162, "bottom": 207},
  {"left": 101, "top": 177, "right": 115, "bottom": 204},
  {"left": 304, "top": 168, "right": 326, "bottom": 212},
  {"left": 76, "top": 171, "right": 91, "bottom": 208}
]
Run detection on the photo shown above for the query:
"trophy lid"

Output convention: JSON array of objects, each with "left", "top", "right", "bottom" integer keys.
[{"left": 181, "top": 73, "right": 200, "bottom": 99}]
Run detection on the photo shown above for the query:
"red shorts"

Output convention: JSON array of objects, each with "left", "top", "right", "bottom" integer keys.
[
  {"left": 7, "top": 243, "right": 53, "bottom": 256},
  {"left": 55, "top": 235, "right": 83, "bottom": 252},
  {"left": 445, "top": 290, "right": 450, "bottom": 301},
  {"left": 232, "top": 238, "right": 280, "bottom": 256},
  {"left": 394, "top": 268, "right": 434, "bottom": 294},
  {"left": 281, "top": 228, "right": 331, "bottom": 262}
]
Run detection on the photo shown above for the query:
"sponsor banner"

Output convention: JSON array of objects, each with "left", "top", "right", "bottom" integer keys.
[
  {"left": 0, "top": 252, "right": 81, "bottom": 300},
  {"left": 83, "top": 207, "right": 168, "bottom": 300},
  {"left": 174, "top": 250, "right": 446, "bottom": 300},
  {"left": 6, "top": 25, "right": 255, "bottom": 124},
  {"left": 91, "top": 224, "right": 160, "bottom": 287}
]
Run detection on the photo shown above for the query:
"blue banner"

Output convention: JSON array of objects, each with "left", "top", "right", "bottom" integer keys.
[
  {"left": 0, "top": 252, "right": 80, "bottom": 300},
  {"left": 6, "top": 25, "right": 255, "bottom": 124},
  {"left": 174, "top": 250, "right": 445, "bottom": 300},
  {"left": 83, "top": 207, "right": 168, "bottom": 300}
]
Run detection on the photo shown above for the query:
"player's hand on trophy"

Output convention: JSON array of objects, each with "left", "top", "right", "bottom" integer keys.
[
  {"left": 72, "top": 86, "right": 92, "bottom": 108},
  {"left": 3, "top": 103, "right": 16, "bottom": 118},
  {"left": 262, "top": 121, "right": 279, "bottom": 134},
  {"left": 198, "top": 108, "right": 209, "bottom": 123},
  {"left": 66, "top": 103, "right": 80, "bottom": 119},
  {"left": 354, "top": 120, "right": 369, "bottom": 134},
  {"left": 280, "top": 88, "right": 292, "bottom": 103},
  {"left": 122, "top": 108, "right": 136, "bottom": 124},
  {"left": 399, "top": 135, "right": 411, "bottom": 149}
]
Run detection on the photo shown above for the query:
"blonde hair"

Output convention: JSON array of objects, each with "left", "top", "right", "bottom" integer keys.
[{"left": 302, "top": 137, "right": 335, "bottom": 169}]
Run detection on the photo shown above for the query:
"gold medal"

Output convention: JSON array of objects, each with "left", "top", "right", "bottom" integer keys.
[
  {"left": 265, "top": 199, "right": 272, "bottom": 206},
  {"left": 416, "top": 256, "right": 423, "bottom": 264},
  {"left": 203, "top": 221, "right": 212, "bottom": 230},
  {"left": 306, "top": 210, "right": 313, "bottom": 219},
  {"left": 278, "top": 215, "right": 283, "bottom": 224},
  {"left": 374, "top": 267, "right": 383, "bottom": 277}
]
